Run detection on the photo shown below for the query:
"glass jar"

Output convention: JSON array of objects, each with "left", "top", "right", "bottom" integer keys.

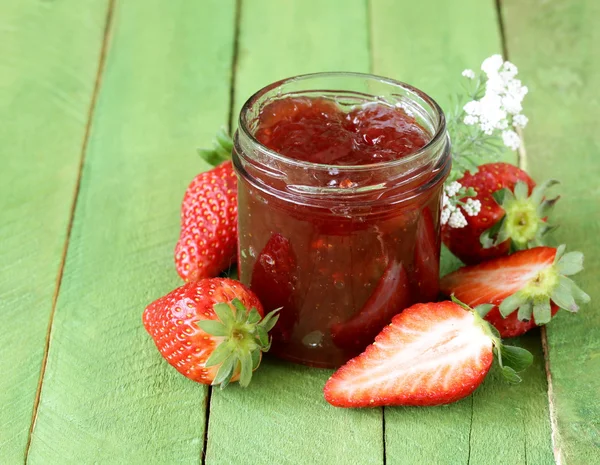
[{"left": 233, "top": 72, "right": 451, "bottom": 368}]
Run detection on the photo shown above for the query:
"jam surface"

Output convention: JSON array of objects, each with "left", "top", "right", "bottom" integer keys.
[
  {"left": 237, "top": 96, "right": 444, "bottom": 368},
  {"left": 255, "top": 97, "right": 430, "bottom": 165}
]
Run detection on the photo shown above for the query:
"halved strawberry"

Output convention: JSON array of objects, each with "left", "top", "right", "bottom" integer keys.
[
  {"left": 324, "top": 300, "right": 532, "bottom": 407},
  {"left": 440, "top": 246, "right": 590, "bottom": 337},
  {"left": 330, "top": 260, "right": 412, "bottom": 354},
  {"left": 443, "top": 163, "right": 558, "bottom": 264}
]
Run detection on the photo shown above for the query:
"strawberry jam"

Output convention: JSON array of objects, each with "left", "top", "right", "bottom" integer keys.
[{"left": 234, "top": 73, "right": 450, "bottom": 368}]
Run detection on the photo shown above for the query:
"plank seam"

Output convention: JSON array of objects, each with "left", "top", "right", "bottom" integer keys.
[
  {"left": 467, "top": 395, "right": 474, "bottom": 465},
  {"left": 495, "top": 1, "right": 557, "bottom": 463},
  {"left": 366, "top": 0, "right": 374, "bottom": 74},
  {"left": 541, "top": 327, "right": 562, "bottom": 465},
  {"left": 22, "top": 0, "right": 116, "bottom": 461},
  {"left": 227, "top": 0, "right": 242, "bottom": 133},
  {"left": 381, "top": 407, "right": 386, "bottom": 465},
  {"left": 201, "top": 387, "right": 213, "bottom": 465},
  {"left": 202, "top": 1, "right": 242, "bottom": 462}
]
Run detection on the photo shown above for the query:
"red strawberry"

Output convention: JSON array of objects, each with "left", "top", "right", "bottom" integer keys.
[
  {"left": 331, "top": 260, "right": 412, "bottom": 354},
  {"left": 143, "top": 278, "right": 279, "bottom": 387},
  {"left": 175, "top": 130, "right": 237, "bottom": 281},
  {"left": 443, "top": 163, "right": 558, "bottom": 264},
  {"left": 324, "top": 300, "right": 532, "bottom": 407},
  {"left": 440, "top": 246, "right": 590, "bottom": 338},
  {"left": 250, "top": 233, "right": 298, "bottom": 344}
]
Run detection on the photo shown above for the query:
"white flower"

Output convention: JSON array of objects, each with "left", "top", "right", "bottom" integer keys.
[
  {"left": 462, "top": 69, "right": 476, "bottom": 79},
  {"left": 500, "top": 61, "right": 518, "bottom": 80},
  {"left": 481, "top": 54, "right": 504, "bottom": 75},
  {"left": 441, "top": 207, "right": 451, "bottom": 225},
  {"left": 463, "top": 198, "right": 482, "bottom": 217},
  {"left": 501, "top": 95, "right": 523, "bottom": 115},
  {"left": 502, "top": 129, "right": 521, "bottom": 150},
  {"left": 463, "top": 100, "right": 480, "bottom": 116},
  {"left": 463, "top": 115, "right": 479, "bottom": 126},
  {"left": 448, "top": 210, "right": 468, "bottom": 228},
  {"left": 513, "top": 114, "right": 529, "bottom": 129},
  {"left": 445, "top": 181, "right": 462, "bottom": 197}
]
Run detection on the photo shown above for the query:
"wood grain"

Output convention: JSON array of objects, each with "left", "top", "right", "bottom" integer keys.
[
  {"left": 0, "top": 1, "right": 110, "bottom": 462},
  {"left": 25, "top": 1, "right": 236, "bottom": 463},
  {"left": 205, "top": 1, "right": 384, "bottom": 464},
  {"left": 502, "top": 1, "right": 600, "bottom": 463},
  {"left": 370, "top": 0, "right": 553, "bottom": 463}
]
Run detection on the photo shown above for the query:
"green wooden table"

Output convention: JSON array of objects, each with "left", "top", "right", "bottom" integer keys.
[{"left": 1, "top": 1, "right": 599, "bottom": 464}]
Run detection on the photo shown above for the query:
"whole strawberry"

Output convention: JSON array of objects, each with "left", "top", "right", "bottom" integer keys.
[
  {"left": 175, "top": 130, "right": 237, "bottom": 281},
  {"left": 443, "top": 162, "right": 558, "bottom": 264},
  {"left": 143, "top": 278, "right": 279, "bottom": 387},
  {"left": 440, "top": 246, "right": 590, "bottom": 337}
]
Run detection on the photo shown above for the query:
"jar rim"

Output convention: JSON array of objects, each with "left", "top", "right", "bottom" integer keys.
[{"left": 238, "top": 71, "right": 447, "bottom": 172}]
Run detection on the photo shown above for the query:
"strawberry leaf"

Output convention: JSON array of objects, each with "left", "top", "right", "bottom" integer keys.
[
  {"left": 239, "top": 351, "right": 253, "bottom": 387},
  {"left": 551, "top": 278, "right": 579, "bottom": 312},
  {"left": 517, "top": 301, "right": 533, "bottom": 322},
  {"left": 251, "top": 349, "right": 261, "bottom": 370},
  {"left": 213, "top": 354, "right": 236, "bottom": 388},
  {"left": 213, "top": 302, "right": 235, "bottom": 326},
  {"left": 501, "top": 366, "right": 522, "bottom": 384},
  {"left": 475, "top": 304, "right": 494, "bottom": 317},
  {"left": 198, "top": 320, "right": 228, "bottom": 336},
  {"left": 246, "top": 307, "right": 262, "bottom": 324},
  {"left": 501, "top": 345, "right": 533, "bottom": 372},
  {"left": 499, "top": 291, "right": 526, "bottom": 318},
  {"left": 530, "top": 179, "right": 559, "bottom": 205},
  {"left": 513, "top": 180, "right": 528, "bottom": 201},
  {"left": 205, "top": 342, "right": 234, "bottom": 367},
  {"left": 533, "top": 299, "right": 552, "bottom": 325},
  {"left": 557, "top": 251, "right": 584, "bottom": 276},
  {"left": 260, "top": 308, "right": 281, "bottom": 332},
  {"left": 198, "top": 128, "right": 233, "bottom": 167}
]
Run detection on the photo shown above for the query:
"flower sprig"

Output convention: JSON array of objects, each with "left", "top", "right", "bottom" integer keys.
[
  {"left": 441, "top": 181, "right": 481, "bottom": 228},
  {"left": 444, "top": 54, "right": 529, "bottom": 228},
  {"left": 446, "top": 54, "right": 529, "bottom": 183}
]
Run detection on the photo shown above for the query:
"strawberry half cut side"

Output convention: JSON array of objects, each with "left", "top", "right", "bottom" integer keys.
[
  {"left": 480, "top": 179, "right": 559, "bottom": 253},
  {"left": 440, "top": 246, "right": 590, "bottom": 337},
  {"left": 324, "top": 300, "right": 533, "bottom": 408}
]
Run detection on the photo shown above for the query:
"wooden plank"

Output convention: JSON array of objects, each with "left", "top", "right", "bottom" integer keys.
[
  {"left": 205, "top": 1, "right": 384, "bottom": 464},
  {"left": 370, "top": 1, "right": 554, "bottom": 463},
  {"left": 25, "top": 1, "right": 236, "bottom": 463},
  {"left": 502, "top": 1, "right": 600, "bottom": 463},
  {"left": 0, "top": 1, "right": 110, "bottom": 462}
]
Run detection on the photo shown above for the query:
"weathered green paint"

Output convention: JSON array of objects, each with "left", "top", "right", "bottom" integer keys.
[
  {"left": 230, "top": 0, "right": 371, "bottom": 126},
  {"left": 205, "top": 1, "right": 384, "bottom": 464},
  {"left": 370, "top": 1, "right": 553, "bottom": 463},
  {"left": 0, "top": 1, "right": 110, "bottom": 462},
  {"left": 26, "top": 1, "right": 236, "bottom": 463},
  {"left": 1, "top": 0, "right": 598, "bottom": 463},
  {"left": 503, "top": 1, "right": 600, "bottom": 463}
]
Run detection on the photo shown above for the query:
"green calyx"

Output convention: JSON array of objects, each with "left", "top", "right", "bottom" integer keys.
[
  {"left": 480, "top": 179, "right": 560, "bottom": 251},
  {"left": 198, "top": 127, "right": 233, "bottom": 167},
  {"left": 495, "top": 245, "right": 590, "bottom": 324},
  {"left": 451, "top": 296, "right": 533, "bottom": 384},
  {"left": 197, "top": 298, "right": 280, "bottom": 389}
]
